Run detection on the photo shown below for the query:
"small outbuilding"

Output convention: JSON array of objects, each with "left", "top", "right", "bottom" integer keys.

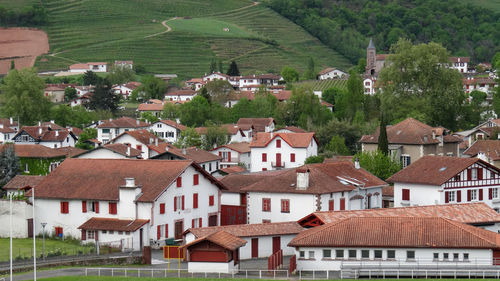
[{"left": 182, "top": 230, "right": 246, "bottom": 273}]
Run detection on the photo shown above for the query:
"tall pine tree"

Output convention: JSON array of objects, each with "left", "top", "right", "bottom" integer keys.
[
  {"left": 378, "top": 115, "right": 389, "bottom": 155},
  {"left": 226, "top": 61, "right": 240, "bottom": 76},
  {"left": 0, "top": 144, "right": 19, "bottom": 189}
]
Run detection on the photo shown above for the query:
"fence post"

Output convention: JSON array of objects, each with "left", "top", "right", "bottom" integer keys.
[
  {"left": 98, "top": 268, "right": 100, "bottom": 277},
  {"left": 111, "top": 268, "right": 114, "bottom": 277}
]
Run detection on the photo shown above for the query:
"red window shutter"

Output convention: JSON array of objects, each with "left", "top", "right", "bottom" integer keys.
[
  {"left": 192, "top": 219, "right": 195, "bottom": 228},
  {"left": 95, "top": 202, "right": 99, "bottom": 213},
  {"left": 176, "top": 177, "right": 182, "bottom": 187},
  {"left": 193, "top": 193, "right": 198, "bottom": 209},
  {"left": 457, "top": 190, "right": 461, "bottom": 202},
  {"left": 262, "top": 153, "right": 267, "bottom": 162},
  {"left": 193, "top": 174, "right": 199, "bottom": 185},
  {"left": 82, "top": 201, "right": 87, "bottom": 213},
  {"left": 61, "top": 202, "right": 64, "bottom": 213},
  {"left": 81, "top": 230, "right": 86, "bottom": 241},
  {"left": 402, "top": 189, "right": 410, "bottom": 201},
  {"left": 445, "top": 191, "right": 449, "bottom": 203},
  {"left": 174, "top": 197, "right": 177, "bottom": 211},
  {"left": 157, "top": 225, "right": 161, "bottom": 240},
  {"left": 228, "top": 151, "right": 231, "bottom": 161},
  {"left": 467, "top": 190, "right": 471, "bottom": 201},
  {"left": 262, "top": 168, "right": 267, "bottom": 171},
  {"left": 160, "top": 203, "right": 165, "bottom": 214},
  {"left": 109, "top": 203, "right": 112, "bottom": 214},
  {"left": 479, "top": 189, "right": 483, "bottom": 200},
  {"left": 165, "top": 224, "right": 168, "bottom": 238},
  {"left": 489, "top": 188, "right": 493, "bottom": 200},
  {"left": 478, "top": 168, "right": 483, "bottom": 180},
  {"left": 182, "top": 195, "right": 185, "bottom": 210},
  {"left": 276, "top": 139, "right": 281, "bottom": 148},
  {"left": 199, "top": 218, "right": 202, "bottom": 227},
  {"left": 291, "top": 153, "right": 295, "bottom": 162},
  {"left": 329, "top": 199, "right": 334, "bottom": 211},
  {"left": 218, "top": 151, "right": 222, "bottom": 157},
  {"left": 467, "top": 169, "right": 472, "bottom": 180},
  {"left": 209, "top": 195, "right": 214, "bottom": 206}
]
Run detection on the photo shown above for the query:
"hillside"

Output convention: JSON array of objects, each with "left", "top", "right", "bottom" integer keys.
[{"left": 5, "top": 0, "right": 352, "bottom": 78}]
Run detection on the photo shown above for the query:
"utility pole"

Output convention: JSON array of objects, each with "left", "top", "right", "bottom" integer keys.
[
  {"left": 9, "top": 193, "right": 12, "bottom": 281},
  {"left": 41, "top": 223, "right": 47, "bottom": 260},
  {"left": 32, "top": 188, "right": 36, "bottom": 281}
]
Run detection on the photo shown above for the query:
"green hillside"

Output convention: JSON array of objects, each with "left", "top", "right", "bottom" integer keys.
[
  {"left": 294, "top": 79, "right": 348, "bottom": 92},
  {"left": 24, "top": 0, "right": 351, "bottom": 78},
  {"left": 461, "top": 0, "right": 500, "bottom": 11}
]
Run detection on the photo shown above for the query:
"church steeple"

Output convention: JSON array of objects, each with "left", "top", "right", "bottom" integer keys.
[
  {"left": 367, "top": 38, "right": 375, "bottom": 49},
  {"left": 366, "top": 38, "right": 376, "bottom": 75}
]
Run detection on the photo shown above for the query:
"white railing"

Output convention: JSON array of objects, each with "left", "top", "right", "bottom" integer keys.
[
  {"left": 85, "top": 268, "right": 290, "bottom": 279},
  {"left": 340, "top": 257, "right": 500, "bottom": 269},
  {"left": 340, "top": 269, "right": 500, "bottom": 279}
]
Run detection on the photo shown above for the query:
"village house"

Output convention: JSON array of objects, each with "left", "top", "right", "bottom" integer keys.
[
  {"left": 28, "top": 158, "right": 226, "bottom": 251},
  {"left": 184, "top": 221, "right": 304, "bottom": 260},
  {"left": 449, "top": 57, "right": 470, "bottom": 73},
  {"left": 453, "top": 118, "right": 500, "bottom": 150},
  {"left": 210, "top": 142, "right": 251, "bottom": 170},
  {"left": 12, "top": 123, "right": 78, "bottom": 148},
  {"left": 203, "top": 72, "right": 230, "bottom": 82},
  {"left": 151, "top": 145, "right": 222, "bottom": 174},
  {"left": 137, "top": 100, "right": 165, "bottom": 117},
  {"left": 289, "top": 217, "right": 500, "bottom": 271},
  {"left": 3, "top": 175, "right": 45, "bottom": 196},
  {"left": 463, "top": 140, "right": 500, "bottom": 168},
  {"left": 237, "top": 118, "right": 275, "bottom": 133},
  {"left": 69, "top": 62, "right": 107, "bottom": 73},
  {"left": 96, "top": 117, "right": 149, "bottom": 143},
  {"left": 360, "top": 118, "right": 462, "bottom": 168},
  {"left": 220, "top": 161, "right": 387, "bottom": 224},
  {"left": 186, "top": 78, "right": 205, "bottom": 91},
  {"left": 113, "top": 81, "right": 141, "bottom": 99},
  {"left": 110, "top": 129, "right": 163, "bottom": 159},
  {"left": 149, "top": 119, "right": 186, "bottom": 143},
  {"left": 196, "top": 124, "right": 251, "bottom": 144},
  {"left": 388, "top": 156, "right": 500, "bottom": 212},
  {"left": 44, "top": 84, "right": 75, "bottom": 103},
  {"left": 75, "top": 143, "right": 142, "bottom": 159},
  {"left": 317, "top": 68, "right": 347, "bottom": 80},
  {"left": 164, "top": 89, "right": 197, "bottom": 101},
  {"left": 0, "top": 117, "right": 18, "bottom": 143},
  {"left": 250, "top": 132, "right": 317, "bottom": 172},
  {"left": 463, "top": 76, "right": 498, "bottom": 94}
]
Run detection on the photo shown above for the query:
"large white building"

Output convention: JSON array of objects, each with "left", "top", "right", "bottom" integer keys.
[
  {"left": 388, "top": 156, "right": 500, "bottom": 212},
  {"left": 110, "top": 129, "right": 164, "bottom": 159},
  {"left": 96, "top": 117, "right": 149, "bottom": 143},
  {"left": 210, "top": 142, "right": 251, "bottom": 170},
  {"left": 12, "top": 124, "right": 77, "bottom": 148},
  {"left": 28, "top": 159, "right": 225, "bottom": 251},
  {"left": 317, "top": 68, "right": 347, "bottom": 80},
  {"left": 149, "top": 120, "right": 187, "bottom": 143},
  {"left": 69, "top": 62, "right": 108, "bottom": 73},
  {"left": 249, "top": 132, "right": 318, "bottom": 172}
]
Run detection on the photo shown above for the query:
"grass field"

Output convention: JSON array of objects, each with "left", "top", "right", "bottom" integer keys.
[
  {"left": 294, "top": 79, "right": 349, "bottom": 92},
  {"left": 26, "top": 277, "right": 500, "bottom": 281},
  {"left": 0, "top": 238, "right": 94, "bottom": 262},
  {"left": 29, "top": 0, "right": 352, "bottom": 78}
]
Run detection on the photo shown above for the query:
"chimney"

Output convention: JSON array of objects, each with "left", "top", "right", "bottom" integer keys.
[
  {"left": 55, "top": 130, "right": 59, "bottom": 137},
  {"left": 155, "top": 138, "right": 158, "bottom": 146},
  {"left": 296, "top": 169, "right": 310, "bottom": 190},
  {"left": 0, "top": 124, "right": 3, "bottom": 129},
  {"left": 38, "top": 127, "right": 42, "bottom": 135},
  {"left": 149, "top": 137, "right": 153, "bottom": 144},
  {"left": 126, "top": 146, "right": 131, "bottom": 156},
  {"left": 175, "top": 118, "right": 180, "bottom": 124},
  {"left": 50, "top": 120, "right": 55, "bottom": 124},
  {"left": 109, "top": 118, "right": 112, "bottom": 121},
  {"left": 354, "top": 157, "right": 360, "bottom": 169},
  {"left": 9, "top": 117, "right": 13, "bottom": 124},
  {"left": 136, "top": 119, "right": 140, "bottom": 126},
  {"left": 432, "top": 131, "right": 436, "bottom": 139},
  {"left": 38, "top": 121, "right": 41, "bottom": 126},
  {"left": 182, "top": 147, "right": 187, "bottom": 155}
]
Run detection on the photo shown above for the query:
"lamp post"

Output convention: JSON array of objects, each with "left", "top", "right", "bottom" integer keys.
[{"left": 41, "top": 223, "right": 47, "bottom": 260}]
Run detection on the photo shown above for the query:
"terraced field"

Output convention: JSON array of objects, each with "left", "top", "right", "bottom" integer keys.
[
  {"left": 294, "top": 79, "right": 349, "bottom": 92},
  {"left": 30, "top": 0, "right": 351, "bottom": 78}
]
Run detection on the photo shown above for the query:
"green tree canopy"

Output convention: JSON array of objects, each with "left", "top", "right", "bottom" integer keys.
[
  {"left": 87, "top": 79, "right": 121, "bottom": 113},
  {"left": 201, "top": 123, "right": 229, "bottom": 150},
  {"left": 83, "top": 70, "right": 100, "bottom": 86},
  {"left": 325, "top": 135, "right": 350, "bottom": 156},
  {"left": 0, "top": 144, "right": 19, "bottom": 188},
  {"left": 64, "top": 87, "right": 77, "bottom": 101},
  {"left": 179, "top": 96, "right": 211, "bottom": 127},
  {"left": 226, "top": 61, "right": 240, "bottom": 76},
  {"left": 354, "top": 150, "right": 401, "bottom": 180},
  {"left": 174, "top": 127, "right": 201, "bottom": 148},
  {"left": 136, "top": 75, "right": 167, "bottom": 100},
  {"left": 107, "top": 65, "right": 136, "bottom": 85},
  {"left": 75, "top": 128, "right": 98, "bottom": 150},
  {"left": 280, "top": 66, "right": 299, "bottom": 84},
  {"left": 204, "top": 80, "right": 234, "bottom": 105}
]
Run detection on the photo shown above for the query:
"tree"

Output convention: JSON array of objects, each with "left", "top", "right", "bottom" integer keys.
[
  {"left": 0, "top": 68, "right": 51, "bottom": 125},
  {"left": 280, "top": 66, "right": 299, "bottom": 84},
  {"left": 226, "top": 61, "right": 240, "bottom": 76},
  {"left": 201, "top": 124, "right": 229, "bottom": 150},
  {"left": 136, "top": 75, "right": 167, "bottom": 100},
  {"left": 10, "top": 60, "right": 15, "bottom": 70},
  {"left": 344, "top": 70, "right": 365, "bottom": 120},
  {"left": 357, "top": 58, "right": 366, "bottom": 74},
  {"left": 82, "top": 70, "right": 100, "bottom": 86},
  {"left": 64, "top": 87, "right": 77, "bottom": 101},
  {"left": 204, "top": 80, "right": 234, "bottom": 105},
  {"left": 322, "top": 87, "right": 343, "bottom": 106},
  {"left": 302, "top": 57, "right": 316, "bottom": 80},
  {"left": 87, "top": 79, "right": 121, "bottom": 113},
  {"left": 209, "top": 59, "right": 217, "bottom": 73},
  {"left": 179, "top": 96, "right": 211, "bottom": 127},
  {"left": 379, "top": 39, "right": 465, "bottom": 130},
  {"left": 140, "top": 112, "right": 160, "bottom": 124},
  {"left": 0, "top": 144, "right": 19, "bottom": 188},
  {"left": 305, "top": 155, "right": 325, "bottom": 164},
  {"left": 133, "top": 64, "right": 147, "bottom": 74},
  {"left": 377, "top": 115, "right": 389, "bottom": 155},
  {"left": 354, "top": 150, "right": 401, "bottom": 180},
  {"left": 314, "top": 118, "right": 366, "bottom": 154},
  {"left": 107, "top": 65, "right": 136, "bottom": 85},
  {"left": 75, "top": 128, "right": 97, "bottom": 150},
  {"left": 218, "top": 60, "right": 224, "bottom": 73},
  {"left": 174, "top": 127, "right": 201, "bottom": 148},
  {"left": 325, "top": 135, "right": 350, "bottom": 156},
  {"left": 162, "top": 103, "right": 180, "bottom": 120}
]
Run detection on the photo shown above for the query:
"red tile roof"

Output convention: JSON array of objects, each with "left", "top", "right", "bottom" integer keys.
[
  {"left": 250, "top": 132, "right": 317, "bottom": 148},
  {"left": 464, "top": 140, "right": 500, "bottom": 161},
  {"left": 0, "top": 144, "right": 70, "bottom": 158},
  {"left": 219, "top": 165, "right": 247, "bottom": 175},
  {"left": 31, "top": 159, "right": 225, "bottom": 202},
  {"left": 211, "top": 142, "right": 250, "bottom": 153},
  {"left": 3, "top": 175, "right": 45, "bottom": 190},
  {"left": 77, "top": 143, "right": 142, "bottom": 158},
  {"left": 78, "top": 218, "right": 149, "bottom": 232},
  {"left": 273, "top": 90, "right": 292, "bottom": 101},
  {"left": 450, "top": 57, "right": 470, "bottom": 63},
  {"left": 289, "top": 217, "right": 500, "bottom": 249},
  {"left": 387, "top": 156, "right": 487, "bottom": 185},
  {"left": 237, "top": 118, "right": 275, "bottom": 132},
  {"left": 97, "top": 117, "right": 149, "bottom": 128},
  {"left": 298, "top": 203, "right": 500, "bottom": 227},
  {"left": 157, "top": 119, "right": 187, "bottom": 130},
  {"left": 165, "top": 89, "right": 196, "bottom": 96},
  {"left": 113, "top": 129, "right": 163, "bottom": 146},
  {"left": 318, "top": 68, "right": 338, "bottom": 75},
  {"left": 54, "top": 147, "right": 86, "bottom": 157},
  {"left": 185, "top": 221, "right": 304, "bottom": 238},
  {"left": 360, "top": 118, "right": 462, "bottom": 145},
  {"left": 0, "top": 118, "right": 18, "bottom": 127},
  {"left": 137, "top": 103, "right": 164, "bottom": 111},
  {"left": 151, "top": 145, "right": 221, "bottom": 164},
  {"left": 183, "top": 230, "right": 247, "bottom": 251}
]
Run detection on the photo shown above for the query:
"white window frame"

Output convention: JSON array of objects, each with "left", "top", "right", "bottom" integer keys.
[
  {"left": 87, "top": 230, "right": 95, "bottom": 240},
  {"left": 471, "top": 168, "right": 478, "bottom": 180},
  {"left": 492, "top": 188, "right": 499, "bottom": 199},
  {"left": 401, "top": 155, "right": 411, "bottom": 168},
  {"left": 448, "top": 190, "right": 456, "bottom": 202},
  {"left": 470, "top": 189, "right": 478, "bottom": 201}
]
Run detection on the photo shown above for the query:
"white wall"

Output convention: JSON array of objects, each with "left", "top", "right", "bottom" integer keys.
[
  {"left": 76, "top": 149, "right": 129, "bottom": 159},
  {"left": 221, "top": 192, "right": 241, "bottom": 206},
  {"left": 187, "top": 260, "right": 237, "bottom": 273},
  {"left": 112, "top": 134, "right": 152, "bottom": 159},
  {"left": 150, "top": 122, "right": 181, "bottom": 143},
  {"left": 319, "top": 70, "right": 346, "bottom": 80},
  {"left": 0, "top": 199, "right": 32, "bottom": 238},
  {"left": 247, "top": 192, "right": 316, "bottom": 224},
  {"left": 199, "top": 160, "right": 220, "bottom": 174},
  {"left": 394, "top": 183, "right": 441, "bottom": 207}
]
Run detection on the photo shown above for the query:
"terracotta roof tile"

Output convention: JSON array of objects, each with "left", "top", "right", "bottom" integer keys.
[
  {"left": 165, "top": 89, "right": 196, "bottom": 96},
  {"left": 211, "top": 142, "right": 250, "bottom": 153},
  {"left": 157, "top": 120, "right": 187, "bottom": 130},
  {"left": 290, "top": 217, "right": 500, "bottom": 249},
  {"left": 273, "top": 91, "right": 292, "bottom": 101},
  {"left": 152, "top": 146, "right": 221, "bottom": 164},
  {"left": 449, "top": 57, "right": 470, "bottom": 63},
  {"left": 78, "top": 143, "right": 142, "bottom": 158},
  {"left": 237, "top": 118, "right": 275, "bottom": 132},
  {"left": 78, "top": 218, "right": 149, "bottom": 232},
  {"left": 387, "top": 156, "right": 484, "bottom": 185},
  {"left": 137, "top": 103, "right": 164, "bottom": 111},
  {"left": 54, "top": 147, "right": 86, "bottom": 157},
  {"left": 185, "top": 221, "right": 304, "bottom": 238},
  {"left": 113, "top": 129, "right": 162, "bottom": 146},
  {"left": 464, "top": 140, "right": 500, "bottom": 161},
  {"left": 3, "top": 175, "right": 45, "bottom": 190},
  {"left": 250, "top": 132, "right": 317, "bottom": 148},
  {"left": 0, "top": 118, "right": 18, "bottom": 127},
  {"left": 0, "top": 144, "right": 69, "bottom": 158},
  {"left": 97, "top": 117, "right": 149, "bottom": 129},
  {"left": 183, "top": 230, "right": 246, "bottom": 251},
  {"left": 219, "top": 165, "right": 247, "bottom": 175}
]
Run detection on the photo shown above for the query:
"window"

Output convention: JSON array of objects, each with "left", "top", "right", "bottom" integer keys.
[
  {"left": 192, "top": 218, "right": 202, "bottom": 228},
  {"left": 60, "top": 202, "right": 69, "bottom": 214},
  {"left": 193, "top": 193, "right": 198, "bottom": 209},
  {"left": 102, "top": 129, "right": 110, "bottom": 133},
  {"left": 387, "top": 250, "right": 395, "bottom": 259},
  {"left": 323, "top": 250, "right": 331, "bottom": 258},
  {"left": 24, "top": 163, "right": 29, "bottom": 173},
  {"left": 276, "top": 139, "right": 281, "bottom": 148},
  {"left": 433, "top": 253, "right": 439, "bottom": 261},
  {"left": 55, "top": 227, "right": 63, "bottom": 237},
  {"left": 262, "top": 168, "right": 267, "bottom": 171},
  {"left": 262, "top": 153, "right": 267, "bottom": 162},
  {"left": 492, "top": 188, "right": 499, "bottom": 199},
  {"left": 118, "top": 231, "right": 123, "bottom": 235},
  {"left": 453, "top": 253, "right": 459, "bottom": 261},
  {"left": 262, "top": 219, "right": 271, "bottom": 223},
  {"left": 463, "top": 253, "right": 469, "bottom": 261},
  {"left": 209, "top": 195, "right": 215, "bottom": 206},
  {"left": 193, "top": 174, "right": 199, "bottom": 185},
  {"left": 280, "top": 199, "right": 290, "bottom": 213},
  {"left": 400, "top": 155, "right": 411, "bottom": 168},
  {"left": 174, "top": 196, "right": 184, "bottom": 211},
  {"left": 470, "top": 189, "right": 478, "bottom": 201},
  {"left": 209, "top": 163, "right": 212, "bottom": 171},
  {"left": 90, "top": 201, "right": 99, "bottom": 213},
  {"left": 348, "top": 250, "right": 357, "bottom": 259},
  {"left": 262, "top": 198, "right": 271, "bottom": 212},
  {"left": 402, "top": 189, "right": 410, "bottom": 201},
  {"left": 87, "top": 230, "right": 95, "bottom": 240},
  {"left": 336, "top": 250, "right": 344, "bottom": 259},
  {"left": 448, "top": 190, "right": 456, "bottom": 202},
  {"left": 108, "top": 202, "right": 117, "bottom": 214},
  {"left": 374, "top": 250, "right": 382, "bottom": 259},
  {"left": 299, "top": 251, "right": 305, "bottom": 258},
  {"left": 361, "top": 250, "right": 369, "bottom": 259},
  {"left": 308, "top": 251, "right": 315, "bottom": 259},
  {"left": 290, "top": 153, "right": 295, "bottom": 162},
  {"left": 159, "top": 203, "right": 165, "bottom": 214},
  {"left": 407, "top": 251, "right": 415, "bottom": 260},
  {"left": 176, "top": 177, "right": 182, "bottom": 187},
  {"left": 471, "top": 168, "right": 478, "bottom": 180},
  {"left": 82, "top": 201, "right": 87, "bottom": 213},
  {"left": 136, "top": 145, "right": 142, "bottom": 151},
  {"left": 443, "top": 253, "right": 449, "bottom": 260}
]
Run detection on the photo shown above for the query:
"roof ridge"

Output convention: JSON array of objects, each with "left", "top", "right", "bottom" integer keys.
[
  {"left": 293, "top": 217, "right": 350, "bottom": 243},
  {"left": 443, "top": 218, "right": 499, "bottom": 248}
]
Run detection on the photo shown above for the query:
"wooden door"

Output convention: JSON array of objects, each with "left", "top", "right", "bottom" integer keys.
[
  {"left": 251, "top": 238, "right": 258, "bottom": 258},
  {"left": 494, "top": 250, "right": 500, "bottom": 265},
  {"left": 276, "top": 153, "right": 281, "bottom": 167},
  {"left": 208, "top": 214, "right": 217, "bottom": 226},
  {"left": 340, "top": 198, "right": 346, "bottom": 210},
  {"left": 272, "top": 236, "right": 281, "bottom": 254},
  {"left": 139, "top": 228, "right": 143, "bottom": 249},
  {"left": 175, "top": 220, "right": 183, "bottom": 239},
  {"left": 27, "top": 219, "right": 33, "bottom": 238}
]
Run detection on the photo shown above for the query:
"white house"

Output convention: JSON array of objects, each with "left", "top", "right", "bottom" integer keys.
[
  {"left": 249, "top": 132, "right": 317, "bottom": 172},
  {"left": 28, "top": 158, "right": 226, "bottom": 251},
  {"left": 289, "top": 217, "right": 500, "bottom": 271},
  {"left": 203, "top": 72, "right": 230, "bottom": 82},
  {"left": 449, "top": 57, "right": 469, "bottom": 73},
  {"left": 149, "top": 120, "right": 187, "bottom": 143},
  {"left": 96, "top": 117, "right": 149, "bottom": 143},
  {"left": 463, "top": 76, "right": 498, "bottom": 94},
  {"left": 151, "top": 145, "right": 222, "bottom": 174},
  {"left": 69, "top": 62, "right": 107, "bottom": 73},
  {"left": 114, "top": 60, "right": 133, "bottom": 69},
  {"left": 164, "top": 89, "right": 197, "bottom": 101},
  {"left": 220, "top": 161, "right": 387, "bottom": 224},
  {"left": 12, "top": 125, "right": 77, "bottom": 148},
  {"left": 113, "top": 81, "right": 141, "bottom": 99},
  {"left": 75, "top": 143, "right": 142, "bottom": 159},
  {"left": 317, "top": 68, "right": 347, "bottom": 80},
  {"left": 363, "top": 76, "right": 376, "bottom": 95},
  {"left": 237, "top": 118, "right": 275, "bottom": 133},
  {"left": 210, "top": 142, "right": 251, "bottom": 170},
  {"left": 186, "top": 78, "right": 205, "bottom": 91},
  {"left": 110, "top": 129, "right": 163, "bottom": 159},
  {"left": 388, "top": 156, "right": 500, "bottom": 212},
  {"left": 0, "top": 123, "right": 16, "bottom": 143},
  {"left": 184, "top": 221, "right": 304, "bottom": 260}
]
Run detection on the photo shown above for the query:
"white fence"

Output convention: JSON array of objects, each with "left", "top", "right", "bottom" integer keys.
[
  {"left": 85, "top": 268, "right": 290, "bottom": 279},
  {"left": 340, "top": 258, "right": 500, "bottom": 269},
  {"left": 340, "top": 269, "right": 500, "bottom": 279}
]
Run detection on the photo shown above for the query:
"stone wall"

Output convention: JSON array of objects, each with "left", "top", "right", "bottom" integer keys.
[{"left": 0, "top": 199, "right": 32, "bottom": 238}]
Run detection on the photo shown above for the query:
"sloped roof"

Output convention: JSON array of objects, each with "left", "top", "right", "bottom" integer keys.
[
  {"left": 318, "top": 68, "right": 344, "bottom": 75},
  {"left": 464, "top": 140, "right": 500, "bottom": 161},
  {"left": 289, "top": 217, "right": 500, "bottom": 249},
  {"left": 77, "top": 143, "right": 142, "bottom": 158},
  {"left": 211, "top": 142, "right": 250, "bottom": 153},
  {"left": 387, "top": 156, "right": 487, "bottom": 185},
  {"left": 156, "top": 119, "right": 187, "bottom": 131},
  {"left": 113, "top": 129, "right": 162, "bottom": 146},
  {"left": 185, "top": 221, "right": 303, "bottom": 238},
  {"left": 250, "top": 132, "right": 317, "bottom": 148},
  {"left": 54, "top": 147, "right": 86, "bottom": 158},
  {"left": 273, "top": 91, "right": 292, "bottom": 101},
  {"left": 3, "top": 175, "right": 45, "bottom": 190},
  {"left": 165, "top": 89, "right": 196, "bottom": 96},
  {"left": 182, "top": 230, "right": 247, "bottom": 251},
  {"left": 0, "top": 144, "right": 69, "bottom": 158},
  {"left": 219, "top": 165, "right": 247, "bottom": 175},
  {"left": 151, "top": 146, "right": 221, "bottom": 164},
  {"left": 449, "top": 57, "right": 470, "bottom": 63},
  {"left": 237, "top": 118, "right": 275, "bottom": 132},
  {"left": 137, "top": 103, "right": 164, "bottom": 111},
  {"left": 298, "top": 203, "right": 500, "bottom": 227},
  {"left": 274, "top": 126, "right": 307, "bottom": 133},
  {"left": 97, "top": 117, "right": 149, "bottom": 129},
  {"left": 78, "top": 218, "right": 149, "bottom": 232}
]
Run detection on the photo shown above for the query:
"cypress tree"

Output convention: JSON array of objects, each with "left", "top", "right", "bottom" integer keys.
[
  {"left": 226, "top": 61, "right": 240, "bottom": 76},
  {"left": 378, "top": 115, "right": 389, "bottom": 155}
]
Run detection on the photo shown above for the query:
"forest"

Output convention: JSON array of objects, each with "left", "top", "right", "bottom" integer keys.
[{"left": 265, "top": 0, "right": 500, "bottom": 63}]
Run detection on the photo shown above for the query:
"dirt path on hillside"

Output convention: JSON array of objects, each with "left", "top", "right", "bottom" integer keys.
[{"left": 144, "top": 17, "right": 177, "bottom": 38}]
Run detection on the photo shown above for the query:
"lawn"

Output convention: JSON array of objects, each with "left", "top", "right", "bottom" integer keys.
[
  {"left": 26, "top": 277, "right": 500, "bottom": 281},
  {"left": 0, "top": 238, "right": 95, "bottom": 262}
]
